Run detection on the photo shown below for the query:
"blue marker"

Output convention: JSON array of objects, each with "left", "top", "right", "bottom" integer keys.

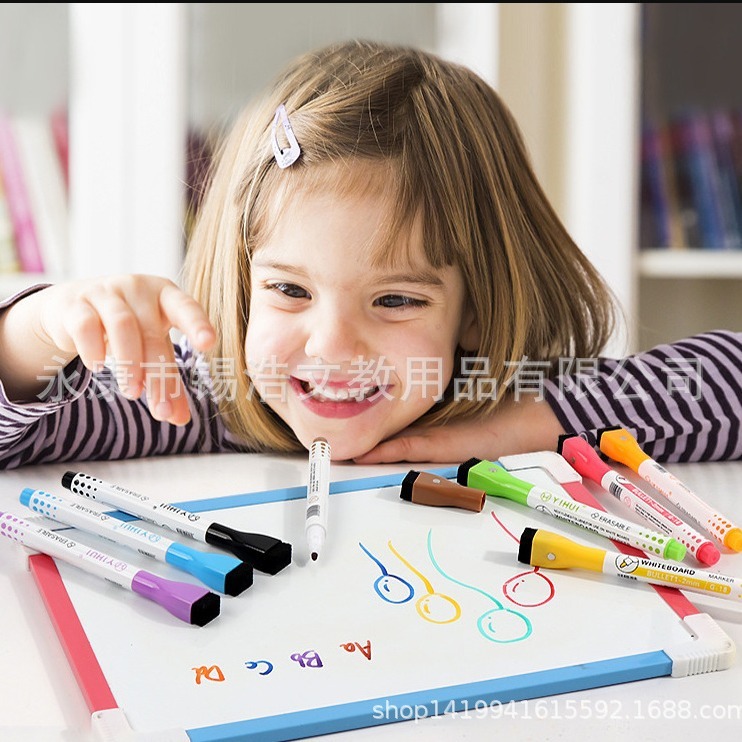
[{"left": 20, "top": 488, "right": 253, "bottom": 596}]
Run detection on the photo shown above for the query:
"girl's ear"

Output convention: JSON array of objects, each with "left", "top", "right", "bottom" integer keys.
[{"left": 458, "top": 304, "right": 481, "bottom": 352}]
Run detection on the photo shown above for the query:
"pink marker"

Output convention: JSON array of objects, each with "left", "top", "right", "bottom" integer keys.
[{"left": 558, "top": 435, "right": 721, "bottom": 567}]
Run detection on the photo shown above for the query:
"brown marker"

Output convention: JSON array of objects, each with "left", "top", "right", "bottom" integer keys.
[{"left": 400, "top": 471, "right": 486, "bottom": 512}]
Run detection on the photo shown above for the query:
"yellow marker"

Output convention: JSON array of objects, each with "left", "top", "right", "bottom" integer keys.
[
  {"left": 599, "top": 427, "right": 742, "bottom": 552},
  {"left": 518, "top": 527, "right": 742, "bottom": 602}
]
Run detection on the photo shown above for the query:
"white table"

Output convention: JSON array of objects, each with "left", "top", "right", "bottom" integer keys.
[{"left": 1, "top": 454, "right": 741, "bottom": 741}]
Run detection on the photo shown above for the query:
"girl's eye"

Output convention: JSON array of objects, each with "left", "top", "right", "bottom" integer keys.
[
  {"left": 374, "top": 294, "right": 429, "bottom": 309},
  {"left": 267, "top": 282, "right": 310, "bottom": 299}
]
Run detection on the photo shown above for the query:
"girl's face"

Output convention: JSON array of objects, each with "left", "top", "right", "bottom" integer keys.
[{"left": 244, "top": 174, "right": 478, "bottom": 461}]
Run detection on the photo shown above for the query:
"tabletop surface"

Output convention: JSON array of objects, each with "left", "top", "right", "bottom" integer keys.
[{"left": 1, "top": 452, "right": 741, "bottom": 742}]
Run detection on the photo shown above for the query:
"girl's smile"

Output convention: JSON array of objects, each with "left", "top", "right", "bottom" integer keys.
[
  {"left": 288, "top": 376, "right": 388, "bottom": 417},
  {"left": 244, "top": 168, "right": 478, "bottom": 460}
]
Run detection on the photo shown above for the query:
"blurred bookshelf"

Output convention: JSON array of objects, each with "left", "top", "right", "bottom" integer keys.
[
  {"left": 0, "top": 4, "right": 186, "bottom": 301},
  {"left": 2, "top": 3, "right": 487, "bottom": 303},
  {"left": 638, "top": 3, "right": 742, "bottom": 348}
]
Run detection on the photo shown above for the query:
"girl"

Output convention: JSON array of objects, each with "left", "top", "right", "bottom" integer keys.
[{"left": 1, "top": 40, "right": 740, "bottom": 469}]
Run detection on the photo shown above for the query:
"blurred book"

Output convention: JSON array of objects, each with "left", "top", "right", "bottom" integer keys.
[
  {"left": 709, "top": 109, "right": 742, "bottom": 249},
  {"left": 640, "top": 121, "right": 687, "bottom": 249},
  {"left": 0, "top": 163, "right": 20, "bottom": 273},
  {"left": 50, "top": 106, "right": 69, "bottom": 193},
  {"left": 640, "top": 122, "right": 670, "bottom": 248},
  {"left": 0, "top": 111, "right": 44, "bottom": 273},
  {"left": 670, "top": 111, "right": 726, "bottom": 250},
  {"left": 11, "top": 114, "right": 68, "bottom": 277}
]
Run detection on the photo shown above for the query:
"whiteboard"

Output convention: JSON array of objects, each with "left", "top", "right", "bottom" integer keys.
[{"left": 40, "top": 463, "right": 704, "bottom": 740}]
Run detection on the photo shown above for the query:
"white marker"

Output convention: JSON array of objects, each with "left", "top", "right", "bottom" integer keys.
[
  {"left": 61, "top": 471, "right": 292, "bottom": 575},
  {"left": 20, "top": 488, "right": 253, "bottom": 595},
  {"left": 306, "top": 437, "right": 331, "bottom": 561}
]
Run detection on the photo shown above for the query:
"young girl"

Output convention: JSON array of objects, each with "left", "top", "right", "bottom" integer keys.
[{"left": 1, "top": 40, "right": 740, "bottom": 470}]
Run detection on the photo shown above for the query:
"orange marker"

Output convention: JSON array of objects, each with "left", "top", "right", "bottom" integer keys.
[{"left": 599, "top": 427, "right": 742, "bottom": 552}]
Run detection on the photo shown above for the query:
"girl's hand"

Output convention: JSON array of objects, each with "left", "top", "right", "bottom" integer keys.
[
  {"left": 353, "top": 394, "right": 565, "bottom": 464},
  {"left": 4, "top": 275, "right": 215, "bottom": 425}
]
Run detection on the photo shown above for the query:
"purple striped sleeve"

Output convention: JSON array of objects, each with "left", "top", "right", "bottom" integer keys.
[
  {"left": 1, "top": 285, "right": 250, "bottom": 469},
  {"left": 542, "top": 330, "right": 742, "bottom": 463}
]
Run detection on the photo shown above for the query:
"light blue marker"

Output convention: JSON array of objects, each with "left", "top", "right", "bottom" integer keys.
[{"left": 20, "top": 488, "right": 253, "bottom": 596}]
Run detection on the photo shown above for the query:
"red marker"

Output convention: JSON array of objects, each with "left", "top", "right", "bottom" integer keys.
[{"left": 558, "top": 434, "right": 720, "bottom": 567}]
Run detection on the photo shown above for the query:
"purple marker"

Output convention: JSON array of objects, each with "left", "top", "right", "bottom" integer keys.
[{"left": 0, "top": 510, "right": 220, "bottom": 626}]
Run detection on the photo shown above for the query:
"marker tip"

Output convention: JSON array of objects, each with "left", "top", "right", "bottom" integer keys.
[{"left": 311, "top": 552, "right": 318, "bottom": 561}]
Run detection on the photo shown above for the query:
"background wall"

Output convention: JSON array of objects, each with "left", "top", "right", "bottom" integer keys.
[{"left": 6, "top": 4, "right": 737, "bottom": 357}]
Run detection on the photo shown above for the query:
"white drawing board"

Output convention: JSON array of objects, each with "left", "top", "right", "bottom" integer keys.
[{"left": 37, "top": 462, "right": 710, "bottom": 740}]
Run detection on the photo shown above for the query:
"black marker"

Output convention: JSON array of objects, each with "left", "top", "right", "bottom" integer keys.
[{"left": 61, "top": 471, "right": 292, "bottom": 575}]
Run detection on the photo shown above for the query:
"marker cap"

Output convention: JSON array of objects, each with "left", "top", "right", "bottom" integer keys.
[
  {"left": 598, "top": 427, "right": 651, "bottom": 472},
  {"left": 518, "top": 527, "right": 605, "bottom": 572},
  {"left": 19, "top": 487, "right": 36, "bottom": 507},
  {"left": 131, "top": 570, "right": 220, "bottom": 626},
  {"left": 166, "top": 542, "right": 254, "bottom": 596},
  {"left": 724, "top": 528, "right": 742, "bottom": 552},
  {"left": 663, "top": 538, "right": 687, "bottom": 562},
  {"left": 401, "top": 471, "right": 485, "bottom": 512},
  {"left": 696, "top": 542, "right": 721, "bottom": 567},
  {"left": 557, "top": 434, "right": 611, "bottom": 484}
]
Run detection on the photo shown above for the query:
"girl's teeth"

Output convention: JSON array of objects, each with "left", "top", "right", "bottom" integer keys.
[{"left": 301, "top": 380, "right": 378, "bottom": 401}]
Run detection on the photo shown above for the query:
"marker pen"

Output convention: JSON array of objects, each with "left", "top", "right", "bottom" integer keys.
[
  {"left": 0, "top": 510, "right": 220, "bottom": 626},
  {"left": 457, "top": 458, "right": 686, "bottom": 561},
  {"left": 62, "top": 472, "right": 292, "bottom": 575},
  {"left": 305, "top": 437, "right": 331, "bottom": 561},
  {"left": 558, "top": 434, "right": 721, "bottom": 567},
  {"left": 519, "top": 527, "right": 742, "bottom": 603},
  {"left": 599, "top": 427, "right": 742, "bottom": 552},
  {"left": 20, "top": 488, "right": 253, "bottom": 595}
]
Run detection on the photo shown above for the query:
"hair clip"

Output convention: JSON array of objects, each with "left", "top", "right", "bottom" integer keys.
[{"left": 271, "top": 104, "right": 301, "bottom": 169}]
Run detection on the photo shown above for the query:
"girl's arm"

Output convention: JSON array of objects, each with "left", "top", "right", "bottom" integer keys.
[
  {"left": 542, "top": 330, "right": 742, "bottom": 463},
  {"left": 355, "top": 330, "right": 742, "bottom": 464},
  {"left": 0, "top": 332, "right": 247, "bottom": 470},
  {"left": 0, "top": 276, "right": 215, "bottom": 424},
  {"left": 354, "top": 392, "right": 565, "bottom": 464}
]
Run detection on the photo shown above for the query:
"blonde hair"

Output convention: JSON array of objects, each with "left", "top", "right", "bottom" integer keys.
[{"left": 183, "top": 39, "right": 617, "bottom": 452}]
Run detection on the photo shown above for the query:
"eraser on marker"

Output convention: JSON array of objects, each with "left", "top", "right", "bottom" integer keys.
[
  {"left": 517, "top": 527, "right": 538, "bottom": 564},
  {"left": 223, "top": 562, "right": 255, "bottom": 595},
  {"left": 205, "top": 523, "right": 292, "bottom": 575},
  {"left": 190, "top": 592, "right": 222, "bottom": 627},
  {"left": 456, "top": 457, "right": 482, "bottom": 486}
]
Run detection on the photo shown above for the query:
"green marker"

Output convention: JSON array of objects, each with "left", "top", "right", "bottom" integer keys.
[{"left": 457, "top": 458, "right": 686, "bottom": 562}]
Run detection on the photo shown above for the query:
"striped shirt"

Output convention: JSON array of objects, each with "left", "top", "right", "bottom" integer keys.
[
  {"left": 2, "top": 289, "right": 741, "bottom": 468},
  {"left": 543, "top": 329, "right": 742, "bottom": 463}
]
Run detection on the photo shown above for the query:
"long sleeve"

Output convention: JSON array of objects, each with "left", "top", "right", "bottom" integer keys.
[
  {"left": 543, "top": 330, "right": 742, "bottom": 463},
  {"left": 0, "top": 288, "right": 248, "bottom": 469},
  {"left": 0, "top": 341, "right": 249, "bottom": 469}
]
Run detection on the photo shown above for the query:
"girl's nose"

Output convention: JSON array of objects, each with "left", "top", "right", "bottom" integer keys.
[{"left": 304, "top": 309, "right": 368, "bottom": 366}]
